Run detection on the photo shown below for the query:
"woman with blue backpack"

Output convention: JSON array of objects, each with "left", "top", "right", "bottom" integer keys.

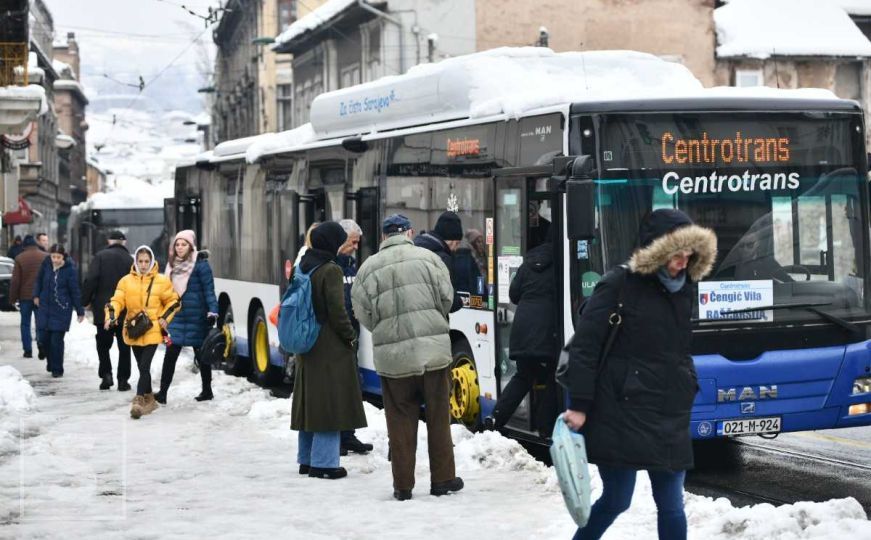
[
  {"left": 289, "top": 221, "right": 367, "bottom": 480},
  {"left": 155, "top": 230, "right": 219, "bottom": 404}
]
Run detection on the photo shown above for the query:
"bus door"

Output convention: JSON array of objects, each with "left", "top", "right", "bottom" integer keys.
[
  {"left": 494, "top": 174, "right": 560, "bottom": 435},
  {"left": 346, "top": 186, "right": 379, "bottom": 262},
  {"left": 175, "top": 196, "right": 201, "bottom": 241},
  {"left": 297, "top": 189, "right": 327, "bottom": 252}
]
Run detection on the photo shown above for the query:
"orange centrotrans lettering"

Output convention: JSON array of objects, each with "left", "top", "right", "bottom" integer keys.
[
  {"left": 661, "top": 131, "right": 790, "bottom": 165},
  {"left": 447, "top": 138, "right": 481, "bottom": 158}
]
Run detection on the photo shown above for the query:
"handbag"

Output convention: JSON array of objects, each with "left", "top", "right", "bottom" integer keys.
[
  {"left": 550, "top": 413, "right": 592, "bottom": 527},
  {"left": 125, "top": 278, "right": 155, "bottom": 340},
  {"left": 556, "top": 265, "right": 629, "bottom": 389}
]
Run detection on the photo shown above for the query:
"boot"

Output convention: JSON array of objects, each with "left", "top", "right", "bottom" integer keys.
[
  {"left": 37, "top": 344, "right": 46, "bottom": 360},
  {"left": 341, "top": 434, "right": 373, "bottom": 455},
  {"left": 117, "top": 381, "right": 131, "bottom": 392},
  {"left": 194, "top": 389, "right": 213, "bottom": 402},
  {"left": 308, "top": 467, "right": 347, "bottom": 480},
  {"left": 130, "top": 395, "right": 146, "bottom": 419},
  {"left": 100, "top": 374, "right": 113, "bottom": 390},
  {"left": 393, "top": 489, "right": 413, "bottom": 501},
  {"left": 430, "top": 477, "right": 464, "bottom": 496},
  {"left": 154, "top": 390, "right": 167, "bottom": 404},
  {"left": 140, "top": 393, "right": 159, "bottom": 416}
]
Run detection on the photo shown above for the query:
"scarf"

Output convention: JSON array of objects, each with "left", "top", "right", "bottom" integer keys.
[
  {"left": 166, "top": 251, "right": 197, "bottom": 296},
  {"left": 656, "top": 266, "right": 686, "bottom": 293}
]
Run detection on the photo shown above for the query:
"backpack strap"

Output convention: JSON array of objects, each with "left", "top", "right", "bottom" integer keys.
[{"left": 596, "top": 264, "right": 629, "bottom": 376}]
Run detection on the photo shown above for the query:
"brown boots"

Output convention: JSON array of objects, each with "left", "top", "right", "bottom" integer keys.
[{"left": 130, "top": 393, "right": 159, "bottom": 419}]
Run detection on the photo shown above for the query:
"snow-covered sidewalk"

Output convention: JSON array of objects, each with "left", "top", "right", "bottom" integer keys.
[{"left": 0, "top": 313, "right": 869, "bottom": 539}]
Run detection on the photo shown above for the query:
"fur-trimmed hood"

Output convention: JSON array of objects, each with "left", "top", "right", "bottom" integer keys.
[{"left": 628, "top": 219, "right": 717, "bottom": 282}]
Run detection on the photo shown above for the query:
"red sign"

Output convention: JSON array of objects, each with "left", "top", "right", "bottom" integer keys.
[{"left": 2, "top": 197, "right": 33, "bottom": 225}]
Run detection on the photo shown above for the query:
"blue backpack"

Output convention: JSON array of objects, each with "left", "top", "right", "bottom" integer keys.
[
  {"left": 550, "top": 414, "right": 592, "bottom": 527},
  {"left": 278, "top": 263, "right": 323, "bottom": 354}
]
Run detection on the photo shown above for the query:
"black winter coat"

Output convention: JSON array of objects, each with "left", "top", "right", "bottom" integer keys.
[
  {"left": 81, "top": 244, "right": 133, "bottom": 324},
  {"left": 508, "top": 244, "right": 557, "bottom": 361},
  {"left": 34, "top": 259, "right": 84, "bottom": 332},
  {"left": 414, "top": 232, "right": 462, "bottom": 312},
  {"left": 453, "top": 240, "right": 482, "bottom": 297},
  {"left": 568, "top": 267, "right": 698, "bottom": 472}
]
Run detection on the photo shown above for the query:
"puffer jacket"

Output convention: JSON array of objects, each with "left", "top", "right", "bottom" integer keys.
[
  {"left": 33, "top": 257, "right": 84, "bottom": 332},
  {"left": 567, "top": 210, "right": 717, "bottom": 472},
  {"left": 351, "top": 234, "right": 454, "bottom": 378},
  {"left": 508, "top": 243, "right": 557, "bottom": 360},
  {"left": 107, "top": 257, "right": 180, "bottom": 347},
  {"left": 167, "top": 254, "right": 218, "bottom": 347}
]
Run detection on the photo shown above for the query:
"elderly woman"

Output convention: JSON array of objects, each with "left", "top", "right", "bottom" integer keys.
[
  {"left": 291, "top": 221, "right": 367, "bottom": 480},
  {"left": 564, "top": 209, "right": 717, "bottom": 540}
]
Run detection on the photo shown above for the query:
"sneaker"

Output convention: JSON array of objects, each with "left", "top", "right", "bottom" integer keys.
[
  {"left": 117, "top": 382, "right": 131, "bottom": 392},
  {"left": 154, "top": 391, "right": 166, "bottom": 404},
  {"left": 393, "top": 489, "right": 413, "bottom": 501},
  {"left": 194, "top": 390, "right": 213, "bottom": 402},
  {"left": 341, "top": 435, "right": 373, "bottom": 455},
  {"left": 308, "top": 467, "right": 347, "bottom": 480},
  {"left": 430, "top": 477, "right": 464, "bottom": 496},
  {"left": 23, "top": 351, "right": 32, "bottom": 358},
  {"left": 298, "top": 464, "right": 310, "bottom": 475},
  {"left": 99, "top": 375, "right": 113, "bottom": 390}
]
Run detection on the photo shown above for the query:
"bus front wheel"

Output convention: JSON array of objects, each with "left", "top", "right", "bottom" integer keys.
[{"left": 449, "top": 340, "right": 480, "bottom": 427}]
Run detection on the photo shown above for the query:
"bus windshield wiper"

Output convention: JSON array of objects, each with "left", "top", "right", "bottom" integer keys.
[{"left": 725, "top": 302, "right": 864, "bottom": 334}]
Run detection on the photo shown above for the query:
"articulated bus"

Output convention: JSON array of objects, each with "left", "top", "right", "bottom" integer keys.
[{"left": 174, "top": 51, "right": 871, "bottom": 442}]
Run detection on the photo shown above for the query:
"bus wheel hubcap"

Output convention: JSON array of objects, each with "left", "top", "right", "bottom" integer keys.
[
  {"left": 255, "top": 322, "right": 268, "bottom": 373},
  {"left": 450, "top": 361, "right": 480, "bottom": 424}
]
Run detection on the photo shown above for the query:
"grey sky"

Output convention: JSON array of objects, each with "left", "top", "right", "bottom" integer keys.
[{"left": 44, "top": 0, "right": 222, "bottom": 113}]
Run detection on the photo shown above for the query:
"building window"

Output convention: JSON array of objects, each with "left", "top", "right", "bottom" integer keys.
[
  {"left": 367, "top": 28, "right": 381, "bottom": 80},
  {"left": 277, "top": 83, "right": 293, "bottom": 131},
  {"left": 278, "top": 0, "right": 297, "bottom": 33},
  {"left": 735, "top": 69, "right": 764, "bottom": 87},
  {"left": 340, "top": 63, "right": 361, "bottom": 89}
]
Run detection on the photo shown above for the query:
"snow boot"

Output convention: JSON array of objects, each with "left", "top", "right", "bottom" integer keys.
[
  {"left": 308, "top": 467, "right": 347, "bottom": 480},
  {"left": 117, "top": 382, "right": 131, "bottom": 392},
  {"left": 23, "top": 351, "right": 32, "bottom": 358},
  {"left": 140, "top": 393, "right": 159, "bottom": 416},
  {"left": 100, "top": 375, "right": 113, "bottom": 390},
  {"left": 430, "top": 477, "right": 464, "bottom": 496},
  {"left": 130, "top": 395, "right": 146, "bottom": 419},
  {"left": 154, "top": 390, "right": 167, "bottom": 405},
  {"left": 341, "top": 435, "right": 373, "bottom": 455},
  {"left": 393, "top": 489, "right": 412, "bottom": 501},
  {"left": 194, "top": 390, "right": 213, "bottom": 402},
  {"left": 37, "top": 345, "right": 46, "bottom": 360}
]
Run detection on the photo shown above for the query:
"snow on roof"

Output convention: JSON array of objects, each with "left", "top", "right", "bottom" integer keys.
[
  {"left": 81, "top": 176, "right": 173, "bottom": 210},
  {"left": 52, "top": 59, "right": 74, "bottom": 79},
  {"left": 54, "top": 79, "right": 87, "bottom": 99},
  {"left": 0, "top": 84, "right": 49, "bottom": 115},
  {"left": 274, "top": 0, "right": 362, "bottom": 49},
  {"left": 716, "top": 0, "right": 871, "bottom": 59},
  {"left": 824, "top": 0, "right": 871, "bottom": 16},
  {"left": 246, "top": 124, "right": 315, "bottom": 163},
  {"left": 213, "top": 134, "right": 270, "bottom": 158}
]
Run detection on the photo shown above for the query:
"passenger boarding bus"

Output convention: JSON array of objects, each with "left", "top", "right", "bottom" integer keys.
[{"left": 174, "top": 50, "right": 871, "bottom": 442}]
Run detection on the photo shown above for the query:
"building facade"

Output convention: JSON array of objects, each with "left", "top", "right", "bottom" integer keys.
[{"left": 53, "top": 32, "right": 88, "bottom": 208}]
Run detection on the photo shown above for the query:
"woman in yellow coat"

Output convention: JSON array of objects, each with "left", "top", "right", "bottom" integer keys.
[{"left": 106, "top": 246, "right": 180, "bottom": 419}]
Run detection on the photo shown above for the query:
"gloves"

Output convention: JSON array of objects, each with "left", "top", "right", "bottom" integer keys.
[{"left": 207, "top": 313, "right": 218, "bottom": 327}]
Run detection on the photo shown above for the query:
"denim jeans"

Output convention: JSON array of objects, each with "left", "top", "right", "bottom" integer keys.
[
  {"left": 19, "top": 300, "right": 37, "bottom": 354},
  {"left": 573, "top": 466, "right": 687, "bottom": 540},
  {"left": 46, "top": 330, "right": 66, "bottom": 375},
  {"left": 297, "top": 431, "right": 341, "bottom": 468}
]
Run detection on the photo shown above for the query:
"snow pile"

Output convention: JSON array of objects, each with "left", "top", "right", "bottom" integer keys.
[
  {"left": 826, "top": 0, "right": 871, "bottom": 15},
  {"left": 245, "top": 123, "right": 315, "bottom": 163},
  {"left": 75, "top": 175, "right": 173, "bottom": 210},
  {"left": 0, "top": 84, "right": 48, "bottom": 115},
  {"left": 274, "top": 0, "right": 361, "bottom": 48},
  {"left": 716, "top": 0, "right": 871, "bottom": 59},
  {"left": 0, "top": 365, "right": 37, "bottom": 455}
]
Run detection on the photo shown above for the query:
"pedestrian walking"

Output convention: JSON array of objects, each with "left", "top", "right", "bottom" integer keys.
[
  {"left": 81, "top": 230, "right": 134, "bottom": 391},
  {"left": 106, "top": 246, "right": 180, "bottom": 419},
  {"left": 290, "top": 221, "right": 367, "bottom": 480},
  {"left": 352, "top": 214, "right": 464, "bottom": 501},
  {"left": 414, "top": 210, "right": 466, "bottom": 312},
  {"left": 35, "top": 232, "right": 49, "bottom": 252},
  {"left": 7, "top": 235, "right": 23, "bottom": 259},
  {"left": 563, "top": 209, "right": 717, "bottom": 540},
  {"left": 336, "top": 219, "right": 373, "bottom": 456},
  {"left": 155, "top": 230, "right": 219, "bottom": 404},
  {"left": 9, "top": 235, "right": 48, "bottom": 359},
  {"left": 32, "top": 244, "right": 85, "bottom": 377},
  {"left": 485, "top": 236, "right": 559, "bottom": 435}
]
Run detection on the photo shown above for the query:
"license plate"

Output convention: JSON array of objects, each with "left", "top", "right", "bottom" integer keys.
[{"left": 716, "top": 416, "right": 781, "bottom": 436}]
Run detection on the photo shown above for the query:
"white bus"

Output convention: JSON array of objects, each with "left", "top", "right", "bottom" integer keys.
[{"left": 173, "top": 49, "right": 871, "bottom": 441}]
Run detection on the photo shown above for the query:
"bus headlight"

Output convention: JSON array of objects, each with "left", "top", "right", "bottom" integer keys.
[{"left": 852, "top": 376, "right": 871, "bottom": 395}]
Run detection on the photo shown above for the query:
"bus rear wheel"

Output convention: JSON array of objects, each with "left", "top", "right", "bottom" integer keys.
[
  {"left": 449, "top": 340, "right": 480, "bottom": 427},
  {"left": 250, "top": 308, "right": 281, "bottom": 387}
]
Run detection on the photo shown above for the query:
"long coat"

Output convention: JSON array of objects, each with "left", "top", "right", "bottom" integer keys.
[
  {"left": 10, "top": 245, "right": 48, "bottom": 303},
  {"left": 81, "top": 243, "right": 133, "bottom": 324},
  {"left": 291, "top": 262, "right": 367, "bottom": 432},
  {"left": 107, "top": 262, "right": 180, "bottom": 347},
  {"left": 414, "top": 232, "right": 462, "bottom": 312},
  {"left": 167, "top": 255, "right": 219, "bottom": 348},
  {"left": 508, "top": 243, "right": 557, "bottom": 361},
  {"left": 567, "top": 218, "right": 717, "bottom": 472},
  {"left": 352, "top": 234, "right": 454, "bottom": 379},
  {"left": 33, "top": 259, "right": 84, "bottom": 332}
]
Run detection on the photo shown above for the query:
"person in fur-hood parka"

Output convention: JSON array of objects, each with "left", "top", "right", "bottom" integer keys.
[{"left": 563, "top": 208, "right": 717, "bottom": 540}]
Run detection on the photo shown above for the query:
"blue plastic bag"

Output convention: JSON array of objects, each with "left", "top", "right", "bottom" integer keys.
[{"left": 550, "top": 414, "right": 592, "bottom": 527}]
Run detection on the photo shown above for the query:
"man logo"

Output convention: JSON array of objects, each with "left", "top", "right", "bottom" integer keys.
[
  {"left": 699, "top": 293, "right": 709, "bottom": 305},
  {"left": 741, "top": 402, "right": 756, "bottom": 414}
]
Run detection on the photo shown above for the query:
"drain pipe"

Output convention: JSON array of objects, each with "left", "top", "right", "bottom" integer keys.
[{"left": 357, "top": 0, "right": 405, "bottom": 73}]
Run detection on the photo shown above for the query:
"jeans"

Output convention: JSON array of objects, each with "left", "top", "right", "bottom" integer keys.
[
  {"left": 46, "top": 330, "right": 66, "bottom": 375},
  {"left": 19, "top": 300, "right": 39, "bottom": 354},
  {"left": 161, "top": 344, "right": 210, "bottom": 394},
  {"left": 96, "top": 323, "right": 131, "bottom": 383},
  {"left": 573, "top": 466, "right": 687, "bottom": 540},
  {"left": 132, "top": 345, "right": 157, "bottom": 396},
  {"left": 297, "top": 431, "right": 341, "bottom": 468}
]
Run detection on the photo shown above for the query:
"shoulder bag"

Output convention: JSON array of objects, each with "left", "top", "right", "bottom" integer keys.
[{"left": 125, "top": 277, "right": 155, "bottom": 339}]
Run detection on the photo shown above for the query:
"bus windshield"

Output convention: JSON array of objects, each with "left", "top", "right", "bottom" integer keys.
[{"left": 592, "top": 111, "right": 868, "bottom": 324}]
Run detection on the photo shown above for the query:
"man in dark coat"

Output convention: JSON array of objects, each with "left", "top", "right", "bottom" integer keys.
[
  {"left": 10, "top": 235, "right": 48, "bottom": 358},
  {"left": 81, "top": 230, "right": 134, "bottom": 390},
  {"left": 336, "top": 219, "right": 374, "bottom": 456},
  {"left": 564, "top": 209, "right": 717, "bottom": 540},
  {"left": 486, "top": 240, "right": 558, "bottom": 435},
  {"left": 414, "top": 211, "right": 465, "bottom": 312},
  {"left": 7, "top": 235, "right": 23, "bottom": 259}
]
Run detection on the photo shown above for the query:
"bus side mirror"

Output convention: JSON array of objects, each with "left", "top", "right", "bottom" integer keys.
[{"left": 566, "top": 155, "right": 597, "bottom": 240}]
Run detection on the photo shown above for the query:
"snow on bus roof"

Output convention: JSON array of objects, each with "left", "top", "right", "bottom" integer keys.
[
  {"left": 77, "top": 176, "right": 172, "bottom": 210},
  {"left": 716, "top": 0, "right": 871, "bottom": 59},
  {"left": 245, "top": 123, "right": 315, "bottom": 163},
  {"left": 826, "top": 0, "right": 871, "bottom": 16}
]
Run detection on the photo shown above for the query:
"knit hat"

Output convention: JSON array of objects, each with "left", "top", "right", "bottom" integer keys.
[
  {"left": 108, "top": 230, "right": 126, "bottom": 240},
  {"left": 22, "top": 235, "right": 36, "bottom": 247},
  {"left": 433, "top": 211, "right": 463, "bottom": 241},
  {"left": 170, "top": 229, "right": 197, "bottom": 258}
]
